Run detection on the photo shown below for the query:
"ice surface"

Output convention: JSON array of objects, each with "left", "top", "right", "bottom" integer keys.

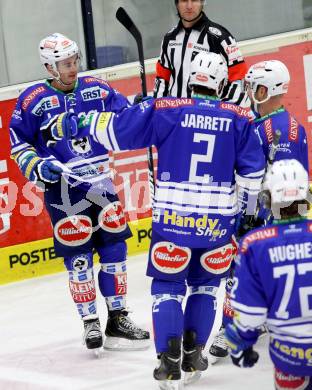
[{"left": 0, "top": 253, "right": 273, "bottom": 390}]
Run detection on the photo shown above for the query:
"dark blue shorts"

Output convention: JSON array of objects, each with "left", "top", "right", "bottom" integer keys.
[{"left": 44, "top": 179, "right": 132, "bottom": 257}]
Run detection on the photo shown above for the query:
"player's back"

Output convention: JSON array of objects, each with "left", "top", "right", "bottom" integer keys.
[
  {"left": 150, "top": 98, "right": 263, "bottom": 247},
  {"left": 241, "top": 220, "right": 312, "bottom": 376},
  {"left": 254, "top": 109, "right": 308, "bottom": 171}
]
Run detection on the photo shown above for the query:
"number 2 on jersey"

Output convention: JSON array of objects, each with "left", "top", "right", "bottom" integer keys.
[{"left": 189, "top": 133, "right": 216, "bottom": 183}]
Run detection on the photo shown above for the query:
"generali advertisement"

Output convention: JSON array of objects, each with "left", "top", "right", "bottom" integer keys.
[{"left": 0, "top": 41, "right": 312, "bottom": 284}]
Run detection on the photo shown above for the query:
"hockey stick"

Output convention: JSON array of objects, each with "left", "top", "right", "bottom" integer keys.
[
  {"left": 116, "top": 7, "right": 155, "bottom": 201},
  {"left": 237, "top": 129, "right": 282, "bottom": 236},
  {"left": 268, "top": 129, "right": 281, "bottom": 166}
]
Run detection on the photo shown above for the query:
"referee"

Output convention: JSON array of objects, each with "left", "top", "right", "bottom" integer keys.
[{"left": 154, "top": 0, "right": 248, "bottom": 104}]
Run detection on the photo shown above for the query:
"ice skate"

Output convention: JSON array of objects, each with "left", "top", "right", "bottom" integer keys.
[
  {"left": 182, "top": 331, "right": 208, "bottom": 385},
  {"left": 104, "top": 309, "right": 150, "bottom": 351},
  {"left": 208, "top": 326, "right": 229, "bottom": 364},
  {"left": 154, "top": 338, "right": 182, "bottom": 390},
  {"left": 82, "top": 314, "right": 103, "bottom": 356}
]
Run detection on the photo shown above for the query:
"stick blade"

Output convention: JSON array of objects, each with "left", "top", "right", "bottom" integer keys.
[{"left": 116, "top": 7, "right": 141, "bottom": 40}]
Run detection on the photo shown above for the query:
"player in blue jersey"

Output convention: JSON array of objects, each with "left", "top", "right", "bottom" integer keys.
[
  {"left": 225, "top": 159, "right": 312, "bottom": 390},
  {"left": 9, "top": 33, "right": 149, "bottom": 353},
  {"left": 245, "top": 60, "right": 308, "bottom": 171},
  {"left": 210, "top": 60, "right": 310, "bottom": 360},
  {"left": 46, "top": 52, "right": 265, "bottom": 388}
]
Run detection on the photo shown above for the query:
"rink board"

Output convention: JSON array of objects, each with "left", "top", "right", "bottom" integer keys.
[
  {"left": 0, "top": 28, "right": 312, "bottom": 285},
  {"left": 0, "top": 217, "right": 151, "bottom": 285}
]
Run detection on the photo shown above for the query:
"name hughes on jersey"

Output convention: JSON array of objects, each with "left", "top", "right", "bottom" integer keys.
[
  {"left": 181, "top": 114, "right": 232, "bottom": 132},
  {"left": 268, "top": 242, "right": 312, "bottom": 263}
]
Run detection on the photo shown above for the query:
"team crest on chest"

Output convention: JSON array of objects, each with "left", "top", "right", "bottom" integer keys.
[{"left": 68, "top": 136, "right": 93, "bottom": 157}]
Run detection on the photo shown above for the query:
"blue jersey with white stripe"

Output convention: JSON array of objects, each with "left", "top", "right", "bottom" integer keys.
[
  {"left": 254, "top": 108, "right": 309, "bottom": 171},
  {"left": 9, "top": 76, "right": 129, "bottom": 190},
  {"left": 232, "top": 220, "right": 312, "bottom": 376},
  {"left": 87, "top": 97, "right": 265, "bottom": 247}
]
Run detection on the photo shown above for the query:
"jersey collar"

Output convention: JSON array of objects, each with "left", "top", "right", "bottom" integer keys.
[
  {"left": 254, "top": 107, "right": 285, "bottom": 123},
  {"left": 192, "top": 93, "right": 219, "bottom": 100},
  {"left": 273, "top": 216, "right": 307, "bottom": 225},
  {"left": 45, "top": 79, "right": 79, "bottom": 95}
]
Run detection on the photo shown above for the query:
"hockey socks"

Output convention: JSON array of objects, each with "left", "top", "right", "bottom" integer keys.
[
  {"left": 184, "top": 283, "right": 219, "bottom": 346},
  {"left": 64, "top": 253, "right": 97, "bottom": 317},
  {"left": 152, "top": 279, "right": 186, "bottom": 353},
  {"left": 98, "top": 241, "right": 127, "bottom": 311}
]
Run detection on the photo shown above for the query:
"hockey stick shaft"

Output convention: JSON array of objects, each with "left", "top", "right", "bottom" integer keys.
[
  {"left": 268, "top": 129, "right": 281, "bottom": 166},
  {"left": 116, "top": 7, "right": 155, "bottom": 199}
]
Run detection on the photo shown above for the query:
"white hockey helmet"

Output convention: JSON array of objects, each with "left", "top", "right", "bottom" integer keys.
[
  {"left": 245, "top": 60, "right": 290, "bottom": 104},
  {"left": 39, "top": 33, "right": 79, "bottom": 73},
  {"left": 264, "top": 159, "right": 308, "bottom": 204},
  {"left": 189, "top": 52, "right": 228, "bottom": 97}
]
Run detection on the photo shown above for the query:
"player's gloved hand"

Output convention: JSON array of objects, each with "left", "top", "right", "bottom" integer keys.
[
  {"left": 230, "top": 347, "right": 259, "bottom": 368},
  {"left": 225, "top": 324, "right": 259, "bottom": 368},
  {"left": 235, "top": 213, "right": 264, "bottom": 239},
  {"left": 133, "top": 93, "right": 153, "bottom": 105},
  {"left": 21, "top": 153, "right": 63, "bottom": 186},
  {"left": 40, "top": 112, "right": 79, "bottom": 147}
]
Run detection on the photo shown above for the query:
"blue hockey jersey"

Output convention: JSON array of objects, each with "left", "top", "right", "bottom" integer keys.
[
  {"left": 10, "top": 76, "right": 129, "bottom": 190},
  {"left": 81, "top": 98, "right": 265, "bottom": 247},
  {"left": 254, "top": 108, "right": 309, "bottom": 171},
  {"left": 231, "top": 219, "right": 312, "bottom": 376}
]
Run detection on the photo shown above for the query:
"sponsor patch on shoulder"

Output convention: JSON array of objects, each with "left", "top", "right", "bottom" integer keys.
[
  {"left": 22, "top": 86, "right": 46, "bottom": 110},
  {"left": 220, "top": 102, "right": 252, "bottom": 119},
  {"left": 84, "top": 76, "right": 111, "bottom": 88},
  {"left": 289, "top": 116, "right": 299, "bottom": 142},
  {"left": 209, "top": 27, "right": 222, "bottom": 36},
  {"left": 264, "top": 119, "right": 274, "bottom": 143},
  {"left": 151, "top": 242, "right": 191, "bottom": 274},
  {"left": 241, "top": 227, "right": 278, "bottom": 253},
  {"left": 155, "top": 98, "right": 194, "bottom": 110}
]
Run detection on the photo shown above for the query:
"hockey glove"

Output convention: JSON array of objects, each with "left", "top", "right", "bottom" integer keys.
[
  {"left": 40, "top": 112, "right": 79, "bottom": 147},
  {"left": 225, "top": 324, "right": 259, "bottom": 368},
  {"left": 235, "top": 213, "right": 265, "bottom": 239},
  {"left": 133, "top": 93, "right": 153, "bottom": 105},
  {"left": 20, "top": 151, "right": 63, "bottom": 186}
]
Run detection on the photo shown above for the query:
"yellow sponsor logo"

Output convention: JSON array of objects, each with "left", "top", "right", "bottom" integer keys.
[
  {"left": 271, "top": 338, "right": 312, "bottom": 361},
  {"left": 96, "top": 112, "right": 112, "bottom": 131},
  {"left": 163, "top": 210, "right": 219, "bottom": 230}
]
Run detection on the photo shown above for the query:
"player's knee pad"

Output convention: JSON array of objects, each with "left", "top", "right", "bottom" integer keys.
[
  {"left": 63, "top": 253, "right": 96, "bottom": 318},
  {"left": 97, "top": 241, "right": 127, "bottom": 310},
  {"left": 151, "top": 279, "right": 186, "bottom": 353}
]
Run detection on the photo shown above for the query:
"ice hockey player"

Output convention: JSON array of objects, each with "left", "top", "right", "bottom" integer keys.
[
  {"left": 9, "top": 32, "right": 149, "bottom": 354},
  {"left": 45, "top": 52, "right": 265, "bottom": 388},
  {"left": 245, "top": 60, "right": 308, "bottom": 171},
  {"left": 225, "top": 159, "right": 312, "bottom": 390},
  {"left": 209, "top": 60, "right": 310, "bottom": 362},
  {"left": 154, "top": 0, "right": 248, "bottom": 106}
]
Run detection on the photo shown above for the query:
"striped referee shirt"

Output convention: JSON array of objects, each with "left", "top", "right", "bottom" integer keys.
[{"left": 154, "top": 13, "right": 247, "bottom": 98}]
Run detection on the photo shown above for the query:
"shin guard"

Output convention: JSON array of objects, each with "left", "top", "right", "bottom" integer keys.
[{"left": 64, "top": 253, "right": 97, "bottom": 318}]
